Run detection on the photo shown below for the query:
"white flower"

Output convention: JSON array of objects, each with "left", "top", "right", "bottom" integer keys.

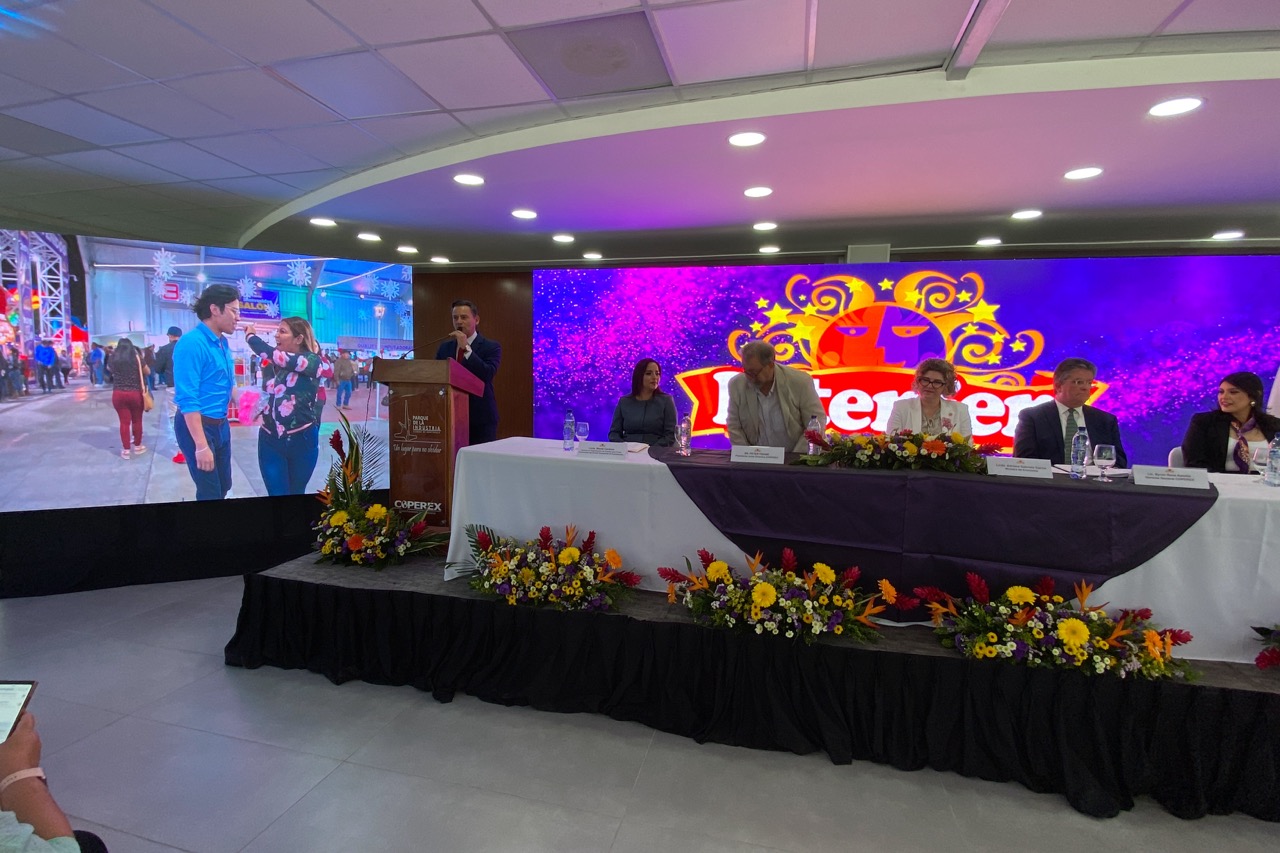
[
  {"left": 755, "top": 625, "right": 763, "bottom": 634},
  {"left": 785, "top": 631, "right": 794, "bottom": 638}
]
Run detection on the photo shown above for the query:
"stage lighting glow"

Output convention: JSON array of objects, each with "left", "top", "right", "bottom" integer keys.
[
  {"left": 583, "top": 252, "right": 602, "bottom": 260},
  {"left": 1211, "top": 230, "right": 1244, "bottom": 240},
  {"left": 512, "top": 209, "right": 537, "bottom": 219},
  {"left": 396, "top": 245, "right": 418, "bottom": 254},
  {"left": 357, "top": 232, "right": 381, "bottom": 241},
  {"left": 976, "top": 237, "right": 1002, "bottom": 246},
  {"left": 753, "top": 222, "right": 777, "bottom": 231}
]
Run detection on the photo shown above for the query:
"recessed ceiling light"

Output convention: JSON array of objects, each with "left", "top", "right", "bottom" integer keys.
[
  {"left": 396, "top": 245, "right": 418, "bottom": 254},
  {"left": 1211, "top": 230, "right": 1244, "bottom": 240},
  {"left": 1064, "top": 167, "right": 1103, "bottom": 180},
  {"left": 357, "top": 232, "right": 381, "bottom": 241},
  {"left": 583, "top": 252, "right": 602, "bottom": 260},
  {"left": 552, "top": 234, "right": 575, "bottom": 243},
  {"left": 729, "top": 132, "right": 765, "bottom": 147},
  {"left": 753, "top": 222, "right": 778, "bottom": 231},
  {"left": 309, "top": 217, "right": 336, "bottom": 227},
  {"left": 1149, "top": 97, "right": 1202, "bottom": 117},
  {"left": 1010, "top": 209, "right": 1042, "bottom": 220},
  {"left": 511, "top": 209, "right": 537, "bottom": 219},
  {"left": 976, "top": 237, "right": 1002, "bottom": 247},
  {"left": 759, "top": 245, "right": 780, "bottom": 254},
  {"left": 430, "top": 256, "right": 450, "bottom": 263},
  {"left": 453, "top": 174, "right": 484, "bottom": 185},
  {"left": 744, "top": 186, "right": 773, "bottom": 198}
]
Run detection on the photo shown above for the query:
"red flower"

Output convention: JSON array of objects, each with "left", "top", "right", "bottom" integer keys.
[
  {"left": 409, "top": 521, "right": 427, "bottom": 538},
  {"left": 804, "top": 429, "right": 831, "bottom": 451},
  {"left": 612, "top": 570, "right": 643, "bottom": 588},
  {"left": 781, "top": 548, "right": 798, "bottom": 572},
  {"left": 346, "top": 533, "right": 365, "bottom": 551},
  {"left": 894, "top": 595, "right": 921, "bottom": 612},
  {"left": 657, "top": 566, "right": 691, "bottom": 584},
  {"left": 329, "top": 429, "right": 346, "bottom": 462},
  {"left": 965, "top": 572, "right": 990, "bottom": 604},
  {"left": 1256, "top": 647, "right": 1280, "bottom": 670},
  {"left": 538, "top": 526, "right": 553, "bottom": 549},
  {"left": 697, "top": 549, "right": 715, "bottom": 569},
  {"left": 581, "top": 530, "right": 596, "bottom": 553},
  {"left": 1118, "top": 607, "right": 1153, "bottom": 624},
  {"left": 976, "top": 442, "right": 1003, "bottom": 456},
  {"left": 1033, "top": 576, "right": 1055, "bottom": 597},
  {"left": 475, "top": 530, "right": 492, "bottom": 551},
  {"left": 1163, "top": 628, "right": 1193, "bottom": 646},
  {"left": 913, "top": 585, "right": 947, "bottom": 602},
  {"left": 840, "top": 566, "right": 862, "bottom": 588}
]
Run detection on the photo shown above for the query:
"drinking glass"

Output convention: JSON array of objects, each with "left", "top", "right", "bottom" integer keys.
[
  {"left": 1093, "top": 444, "right": 1117, "bottom": 483},
  {"left": 575, "top": 421, "right": 589, "bottom": 446},
  {"left": 1251, "top": 446, "right": 1270, "bottom": 475}
]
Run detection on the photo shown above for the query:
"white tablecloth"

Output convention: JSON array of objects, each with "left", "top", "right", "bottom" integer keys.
[{"left": 447, "top": 438, "right": 1280, "bottom": 663}]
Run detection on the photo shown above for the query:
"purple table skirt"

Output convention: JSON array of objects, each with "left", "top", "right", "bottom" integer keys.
[{"left": 654, "top": 449, "right": 1217, "bottom": 615}]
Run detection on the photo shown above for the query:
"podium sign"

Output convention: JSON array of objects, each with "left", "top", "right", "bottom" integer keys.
[{"left": 371, "top": 358, "right": 483, "bottom": 527}]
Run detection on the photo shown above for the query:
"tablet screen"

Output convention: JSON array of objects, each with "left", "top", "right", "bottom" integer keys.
[{"left": 0, "top": 682, "right": 36, "bottom": 737}]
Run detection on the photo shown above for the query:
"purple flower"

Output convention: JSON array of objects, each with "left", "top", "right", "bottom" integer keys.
[
  {"left": 496, "top": 582, "right": 511, "bottom": 595},
  {"left": 1011, "top": 640, "right": 1028, "bottom": 661}
]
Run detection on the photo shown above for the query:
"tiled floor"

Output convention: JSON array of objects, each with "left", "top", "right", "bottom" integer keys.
[{"left": 1, "top": 578, "right": 1277, "bottom": 852}]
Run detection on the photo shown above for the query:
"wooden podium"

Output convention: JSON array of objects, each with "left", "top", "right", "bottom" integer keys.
[{"left": 370, "top": 357, "right": 484, "bottom": 527}]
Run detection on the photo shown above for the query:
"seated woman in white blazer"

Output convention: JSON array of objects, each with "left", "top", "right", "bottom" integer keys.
[{"left": 885, "top": 357, "right": 973, "bottom": 439}]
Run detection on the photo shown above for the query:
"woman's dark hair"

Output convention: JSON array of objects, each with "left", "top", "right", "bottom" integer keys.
[
  {"left": 629, "top": 358, "right": 667, "bottom": 398},
  {"left": 1220, "top": 371, "right": 1279, "bottom": 428},
  {"left": 193, "top": 284, "right": 239, "bottom": 320},
  {"left": 110, "top": 337, "right": 137, "bottom": 369}
]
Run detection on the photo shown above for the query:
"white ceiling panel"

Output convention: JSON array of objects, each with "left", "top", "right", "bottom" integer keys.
[
  {"left": 0, "top": 31, "right": 142, "bottom": 93},
  {"left": 0, "top": 147, "right": 26, "bottom": 161},
  {"left": 2, "top": 100, "right": 164, "bottom": 145},
  {"left": 814, "top": 0, "right": 969, "bottom": 69},
  {"left": 0, "top": 72, "right": 56, "bottom": 109},
  {"left": 354, "top": 112, "right": 474, "bottom": 155},
  {"left": 382, "top": 35, "right": 551, "bottom": 109},
  {"left": 0, "top": 114, "right": 95, "bottom": 156},
  {"left": 560, "top": 86, "right": 681, "bottom": 117},
  {"left": 146, "top": 181, "right": 260, "bottom": 208},
  {"left": 191, "top": 133, "right": 333, "bottom": 174},
  {"left": 118, "top": 141, "right": 254, "bottom": 180},
  {"left": 203, "top": 175, "right": 300, "bottom": 202},
  {"left": 35, "top": 0, "right": 244, "bottom": 79},
  {"left": 453, "top": 102, "right": 566, "bottom": 135},
  {"left": 48, "top": 149, "right": 186, "bottom": 185},
  {"left": 78, "top": 84, "right": 240, "bottom": 139},
  {"left": 272, "top": 51, "right": 438, "bottom": 119},
  {"left": 272, "top": 168, "right": 349, "bottom": 191},
  {"left": 1165, "top": 0, "right": 1280, "bottom": 34},
  {"left": 269, "top": 124, "right": 405, "bottom": 171},
  {"left": 313, "top": 0, "right": 491, "bottom": 45},
  {"left": 0, "top": 158, "right": 123, "bottom": 196},
  {"left": 149, "top": 0, "right": 361, "bottom": 64},
  {"left": 990, "top": 0, "right": 1186, "bottom": 46},
  {"left": 170, "top": 69, "right": 341, "bottom": 130},
  {"left": 654, "top": 0, "right": 807, "bottom": 85},
  {"left": 477, "top": 0, "right": 638, "bottom": 27}
]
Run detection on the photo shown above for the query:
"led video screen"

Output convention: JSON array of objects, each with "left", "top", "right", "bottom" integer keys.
[{"left": 532, "top": 257, "right": 1280, "bottom": 464}]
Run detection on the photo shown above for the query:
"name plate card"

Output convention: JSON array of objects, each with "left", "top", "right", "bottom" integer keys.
[
  {"left": 986, "top": 456, "right": 1054, "bottom": 479},
  {"left": 577, "top": 441, "right": 628, "bottom": 459},
  {"left": 1131, "top": 465, "right": 1212, "bottom": 490},
  {"left": 730, "top": 445, "right": 787, "bottom": 465}
]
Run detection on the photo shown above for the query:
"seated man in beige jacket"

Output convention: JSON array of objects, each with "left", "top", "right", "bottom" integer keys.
[{"left": 727, "top": 340, "right": 826, "bottom": 452}]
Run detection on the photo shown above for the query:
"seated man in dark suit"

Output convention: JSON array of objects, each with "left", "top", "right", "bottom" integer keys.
[
  {"left": 1013, "top": 357, "right": 1128, "bottom": 468},
  {"left": 435, "top": 299, "right": 501, "bottom": 445}
]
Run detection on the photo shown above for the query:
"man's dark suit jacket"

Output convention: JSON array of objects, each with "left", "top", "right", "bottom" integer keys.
[
  {"left": 1181, "top": 409, "right": 1278, "bottom": 472},
  {"left": 435, "top": 334, "right": 501, "bottom": 444},
  {"left": 1013, "top": 400, "right": 1128, "bottom": 468}
]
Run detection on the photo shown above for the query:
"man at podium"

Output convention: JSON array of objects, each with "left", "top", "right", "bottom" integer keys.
[{"left": 435, "top": 299, "right": 502, "bottom": 444}]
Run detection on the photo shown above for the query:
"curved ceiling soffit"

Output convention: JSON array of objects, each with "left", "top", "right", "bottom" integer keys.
[{"left": 237, "top": 50, "right": 1280, "bottom": 249}]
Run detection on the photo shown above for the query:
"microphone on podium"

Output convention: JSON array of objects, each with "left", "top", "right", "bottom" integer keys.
[{"left": 395, "top": 331, "right": 458, "bottom": 360}]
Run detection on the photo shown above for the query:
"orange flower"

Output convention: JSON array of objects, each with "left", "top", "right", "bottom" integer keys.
[
  {"left": 1073, "top": 580, "right": 1108, "bottom": 613},
  {"left": 564, "top": 524, "right": 578, "bottom": 547},
  {"left": 1008, "top": 607, "right": 1035, "bottom": 627},
  {"left": 666, "top": 583, "right": 677, "bottom": 604},
  {"left": 1103, "top": 622, "right": 1133, "bottom": 649},
  {"left": 877, "top": 579, "right": 898, "bottom": 604},
  {"left": 746, "top": 551, "right": 766, "bottom": 575},
  {"left": 315, "top": 488, "right": 332, "bottom": 506},
  {"left": 926, "top": 597, "right": 958, "bottom": 626},
  {"left": 921, "top": 439, "right": 946, "bottom": 456},
  {"left": 604, "top": 549, "right": 622, "bottom": 569},
  {"left": 1143, "top": 629, "right": 1165, "bottom": 662},
  {"left": 854, "top": 596, "right": 887, "bottom": 628},
  {"left": 346, "top": 533, "right": 365, "bottom": 551}
]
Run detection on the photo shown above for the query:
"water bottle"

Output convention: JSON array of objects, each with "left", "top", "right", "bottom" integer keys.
[
  {"left": 1070, "top": 425, "right": 1089, "bottom": 479},
  {"left": 1265, "top": 433, "right": 1280, "bottom": 487},
  {"left": 678, "top": 414, "right": 692, "bottom": 456},
  {"left": 562, "top": 409, "right": 575, "bottom": 451},
  {"left": 807, "top": 415, "right": 822, "bottom": 455}
]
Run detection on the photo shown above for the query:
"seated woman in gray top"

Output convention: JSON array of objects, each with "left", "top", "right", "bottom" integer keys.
[{"left": 609, "top": 358, "right": 678, "bottom": 446}]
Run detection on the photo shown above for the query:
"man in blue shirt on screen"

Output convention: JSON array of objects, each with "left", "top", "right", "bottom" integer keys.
[{"left": 173, "top": 284, "right": 239, "bottom": 500}]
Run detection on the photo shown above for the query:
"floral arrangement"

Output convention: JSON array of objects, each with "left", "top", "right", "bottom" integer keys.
[
  {"left": 1251, "top": 625, "right": 1280, "bottom": 670},
  {"left": 926, "top": 573, "right": 1194, "bottom": 680},
  {"left": 464, "top": 524, "right": 642, "bottom": 612},
  {"left": 313, "top": 412, "right": 447, "bottom": 568},
  {"left": 658, "top": 548, "right": 919, "bottom": 644},
  {"left": 796, "top": 428, "right": 1000, "bottom": 474}
]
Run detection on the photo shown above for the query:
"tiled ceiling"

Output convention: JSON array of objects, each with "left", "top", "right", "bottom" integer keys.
[{"left": 0, "top": 0, "right": 1274, "bottom": 268}]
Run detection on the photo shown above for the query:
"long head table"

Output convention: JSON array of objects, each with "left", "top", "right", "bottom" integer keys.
[{"left": 446, "top": 437, "right": 1280, "bottom": 663}]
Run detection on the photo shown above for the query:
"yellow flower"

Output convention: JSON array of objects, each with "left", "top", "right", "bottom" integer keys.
[
  {"left": 328, "top": 510, "right": 349, "bottom": 528},
  {"left": 784, "top": 571, "right": 796, "bottom": 581},
  {"left": 832, "top": 595, "right": 843, "bottom": 607},
  {"left": 1056, "top": 618, "right": 1090, "bottom": 647},
  {"left": 950, "top": 431, "right": 964, "bottom": 444},
  {"left": 833, "top": 625, "right": 843, "bottom": 635},
  {"left": 750, "top": 605, "right": 762, "bottom": 621},
  {"left": 1052, "top": 595, "right": 1064, "bottom": 603},
  {"left": 903, "top": 441, "right": 918, "bottom": 456},
  {"left": 572, "top": 579, "right": 581, "bottom": 589},
  {"left": 557, "top": 547, "right": 581, "bottom": 566},
  {"left": 877, "top": 579, "right": 898, "bottom": 604},
  {"left": 1005, "top": 586, "right": 1035, "bottom": 606},
  {"left": 818, "top": 595, "right": 829, "bottom": 605},
  {"left": 973, "top": 641, "right": 989, "bottom": 657},
  {"left": 813, "top": 563, "right": 835, "bottom": 585},
  {"left": 1032, "top": 628, "right": 1044, "bottom": 639},
  {"left": 506, "top": 595, "right": 516, "bottom": 605},
  {"left": 986, "top": 632, "right": 998, "bottom": 643},
  {"left": 518, "top": 567, "right": 535, "bottom": 584},
  {"left": 1143, "top": 630, "right": 1166, "bottom": 662},
  {"left": 365, "top": 504, "right": 387, "bottom": 522},
  {"left": 752, "top": 581, "right": 777, "bottom": 608},
  {"left": 491, "top": 563, "right": 510, "bottom": 581},
  {"left": 706, "top": 561, "right": 731, "bottom": 584},
  {"left": 802, "top": 613, "right": 813, "bottom": 624},
  {"left": 985, "top": 646, "right": 998, "bottom": 658},
  {"left": 604, "top": 549, "right": 623, "bottom": 569}
]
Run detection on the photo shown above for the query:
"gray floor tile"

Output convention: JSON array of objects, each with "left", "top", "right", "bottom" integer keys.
[
  {"left": 66, "top": 817, "right": 194, "bottom": 853},
  {"left": 348, "top": 694, "right": 654, "bottom": 817},
  {"left": 141, "top": 667, "right": 419, "bottom": 759},
  {"left": 25, "top": 694, "right": 123, "bottom": 758},
  {"left": 241, "top": 761, "right": 621, "bottom": 853},
  {"left": 42, "top": 716, "right": 339, "bottom": 853},
  {"left": 0, "top": 618, "right": 89, "bottom": 664},
  {"left": 95, "top": 586, "right": 246, "bottom": 655},
  {"left": 611, "top": 821, "right": 790, "bottom": 853},
  {"left": 0, "top": 577, "right": 239, "bottom": 633}
]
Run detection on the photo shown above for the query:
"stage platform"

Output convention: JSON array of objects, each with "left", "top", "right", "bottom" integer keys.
[{"left": 225, "top": 555, "right": 1280, "bottom": 823}]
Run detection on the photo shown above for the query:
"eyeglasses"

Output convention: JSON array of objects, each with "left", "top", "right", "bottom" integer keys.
[{"left": 916, "top": 377, "right": 946, "bottom": 388}]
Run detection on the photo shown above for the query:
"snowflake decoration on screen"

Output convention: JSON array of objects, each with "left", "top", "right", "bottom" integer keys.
[
  {"left": 236, "top": 276, "right": 258, "bottom": 299},
  {"left": 151, "top": 248, "right": 177, "bottom": 280},
  {"left": 264, "top": 301, "right": 280, "bottom": 319},
  {"left": 399, "top": 265, "right": 413, "bottom": 282},
  {"left": 357, "top": 309, "right": 370, "bottom": 321},
  {"left": 377, "top": 279, "right": 401, "bottom": 300},
  {"left": 178, "top": 288, "right": 196, "bottom": 306},
  {"left": 287, "top": 260, "right": 311, "bottom": 288},
  {"left": 150, "top": 276, "right": 169, "bottom": 297},
  {"left": 397, "top": 302, "right": 413, "bottom": 322}
]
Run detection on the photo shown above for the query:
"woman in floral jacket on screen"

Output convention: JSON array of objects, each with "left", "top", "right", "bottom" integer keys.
[{"left": 244, "top": 317, "right": 333, "bottom": 495}]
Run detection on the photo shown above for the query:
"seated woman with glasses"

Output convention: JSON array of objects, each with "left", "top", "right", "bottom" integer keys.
[
  {"left": 885, "top": 357, "right": 973, "bottom": 439},
  {"left": 1181, "top": 370, "right": 1279, "bottom": 473}
]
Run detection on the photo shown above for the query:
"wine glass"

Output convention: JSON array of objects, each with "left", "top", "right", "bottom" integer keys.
[
  {"left": 1093, "top": 444, "right": 1117, "bottom": 483},
  {"left": 575, "top": 421, "right": 589, "bottom": 447},
  {"left": 1251, "top": 446, "right": 1270, "bottom": 475}
]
